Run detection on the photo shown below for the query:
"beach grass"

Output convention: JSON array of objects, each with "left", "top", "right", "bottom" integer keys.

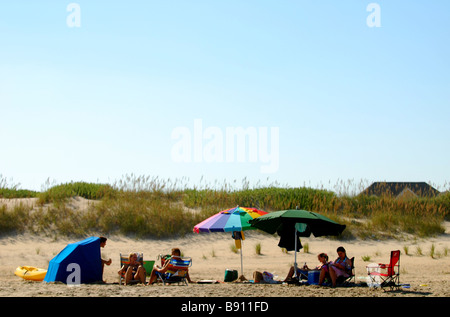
[
  {"left": 0, "top": 175, "right": 38, "bottom": 198},
  {"left": 36, "top": 181, "right": 116, "bottom": 205},
  {"left": 0, "top": 176, "right": 449, "bottom": 239},
  {"left": 255, "top": 242, "right": 262, "bottom": 255}
]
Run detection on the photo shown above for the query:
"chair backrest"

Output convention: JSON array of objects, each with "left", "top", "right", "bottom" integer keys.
[
  {"left": 119, "top": 253, "right": 143, "bottom": 277},
  {"left": 159, "top": 254, "right": 172, "bottom": 266},
  {"left": 388, "top": 250, "right": 400, "bottom": 276},
  {"left": 169, "top": 257, "right": 192, "bottom": 269},
  {"left": 349, "top": 257, "right": 355, "bottom": 276},
  {"left": 120, "top": 252, "right": 143, "bottom": 265},
  {"left": 166, "top": 257, "right": 192, "bottom": 277}
]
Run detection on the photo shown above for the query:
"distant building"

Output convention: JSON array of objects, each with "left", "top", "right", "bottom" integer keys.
[{"left": 361, "top": 182, "right": 440, "bottom": 198}]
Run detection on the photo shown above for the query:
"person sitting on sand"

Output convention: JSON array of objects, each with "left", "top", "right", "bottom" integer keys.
[
  {"left": 118, "top": 252, "right": 146, "bottom": 285},
  {"left": 325, "top": 246, "right": 352, "bottom": 287},
  {"left": 283, "top": 253, "right": 329, "bottom": 282},
  {"left": 147, "top": 248, "right": 193, "bottom": 285}
]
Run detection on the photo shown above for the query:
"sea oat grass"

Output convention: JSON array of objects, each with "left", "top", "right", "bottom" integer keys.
[
  {"left": 38, "top": 182, "right": 116, "bottom": 205},
  {"left": 255, "top": 243, "right": 262, "bottom": 255},
  {"left": 0, "top": 203, "right": 32, "bottom": 233},
  {"left": 0, "top": 175, "right": 38, "bottom": 198},
  {"left": 0, "top": 177, "right": 448, "bottom": 239},
  {"left": 86, "top": 190, "right": 204, "bottom": 238}
]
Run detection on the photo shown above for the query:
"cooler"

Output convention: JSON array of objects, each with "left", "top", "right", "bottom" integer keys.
[{"left": 307, "top": 270, "right": 320, "bottom": 285}]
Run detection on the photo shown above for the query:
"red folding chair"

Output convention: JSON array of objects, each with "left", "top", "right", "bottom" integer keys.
[{"left": 367, "top": 250, "right": 400, "bottom": 290}]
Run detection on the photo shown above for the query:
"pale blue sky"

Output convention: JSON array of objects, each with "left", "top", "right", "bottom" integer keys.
[{"left": 0, "top": 1, "right": 449, "bottom": 192}]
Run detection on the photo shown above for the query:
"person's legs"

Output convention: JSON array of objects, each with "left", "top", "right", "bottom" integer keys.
[
  {"left": 125, "top": 266, "right": 134, "bottom": 285},
  {"left": 148, "top": 270, "right": 160, "bottom": 285},
  {"left": 134, "top": 265, "right": 146, "bottom": 283},
  {"left": 319, "top": 268, "right": 326, "bottom": 285},
  {"left": 283, "top": 266, "right": 295, "bottom": 282},
  {"left": 186, "top": 271, "right": 193, "bottom": 283},
  {"left": 329, "top": 267, "right": 337, "bottom": 287}
]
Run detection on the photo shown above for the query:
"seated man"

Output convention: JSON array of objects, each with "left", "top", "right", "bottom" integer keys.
[
  {"left": 147, "top": 248, "right": 193, "bottom": 285},
  {"left": 100, "top": 236, "right": 112, "bottom": 281},
  {"left": 118, "top": 252, "right": 146, "bottom": 285}
]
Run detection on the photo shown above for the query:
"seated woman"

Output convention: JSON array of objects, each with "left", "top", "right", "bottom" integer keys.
[
  {"left": 327, "top": 246, "right": 352, "bottom": 287},
  {"left": 147, "top": 248, "right": 193, "bottom": 285},
  {"left": 118, "top": 252, "right": 146, "bottom": 285},
  {"left": 283, "top": 253, "right": 329, "bottom": 282}
]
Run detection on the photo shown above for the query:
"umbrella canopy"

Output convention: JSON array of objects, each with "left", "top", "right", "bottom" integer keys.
[
  {"left": 248, "top": 209, "right": 346, "bottom": 237},
  {"left": 193, "top": 206, "right": 268, "bottom": 279},
  {"left": 193, "top": 206, "right": 268, "bottom": 233},
  {"left": 249, "top": 209, "right": 346, "bottom": 279}
]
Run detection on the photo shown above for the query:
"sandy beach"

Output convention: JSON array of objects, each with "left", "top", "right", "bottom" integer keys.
[
  {"left": 1, "top": 224, "right": 449, "bottom": 299},
  {"left": 0, "top": 196, "right": 448, "bottom": 300}
]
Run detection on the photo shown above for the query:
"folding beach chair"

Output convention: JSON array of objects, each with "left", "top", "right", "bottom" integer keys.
[
  {"left": 119, "top": 253, "right": 153, "bottom": 285},
  {"left": 297, "top": 269, "right": 309, "bottom": 281},
  {"left": 367, "top": 250, "right": 400, "bottom": 290},
  {"left": 156, "top": 254, "right": 192, "bottom": 286},
  {"left": 337, "top": 257, "right": 355, "bottom": 286}
]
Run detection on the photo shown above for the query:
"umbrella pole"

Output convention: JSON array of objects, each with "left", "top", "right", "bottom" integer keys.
[
  {"left": 240, "top": 239, "right": 244, "bottom": 278},
  {"left": 294, "top": 227, "right": 298, "bottom": 279}
]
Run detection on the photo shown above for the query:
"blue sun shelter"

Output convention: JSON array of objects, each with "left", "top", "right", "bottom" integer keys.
[{"left": 44, "top": 237, "right": 102, "bottom": 284}]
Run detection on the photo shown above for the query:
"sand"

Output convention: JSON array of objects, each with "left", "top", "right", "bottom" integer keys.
[
  {"left": 1, "top": 230, "right": 449, "bottom": 298},
  {"left": 1, "top": 198, "right": 449, "bottom": 298}
]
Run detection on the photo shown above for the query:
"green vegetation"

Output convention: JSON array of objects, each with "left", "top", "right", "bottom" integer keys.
[
  {"left": 37, "top": 181, "right": 115, "bottom": 204},
  {"left": 255, "top": 242, "right": 262, "bottom": 255},
  {"left": 0, "top": 176, "right": 38, "bottom": 198},
  {"left": 0, "top": 188, "right": 38, "bottom": 199},
  {"left": 0, "top": 175, "right": 449, "bottom": 239},
  {"left": 361, "top": 255, "right": 371, "bottom": 262}
]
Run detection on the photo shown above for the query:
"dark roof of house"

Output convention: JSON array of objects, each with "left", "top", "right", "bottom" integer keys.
[{"left": 362, "top": 182, "right": 440, "bottom": 197}]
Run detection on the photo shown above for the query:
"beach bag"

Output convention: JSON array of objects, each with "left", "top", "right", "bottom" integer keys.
[
  {"left": 224, "top": 269, "right": 238, "bottom": 282},
  {"left": 253, "top": 271, "right": 264, "bottom": 283},
  {"left": 262, "top": 271, "right": 277, "bottom": 284},
  {"left": 253, "top": 271, "right": 276, "bottom": 283}
]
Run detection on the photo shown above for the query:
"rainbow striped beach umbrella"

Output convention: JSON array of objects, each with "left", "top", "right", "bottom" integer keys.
[
  {"left": 193, "top": 206, "right": 268, "bottom": 233},
  {"left": 193, "top": 206, "right": 268, "bottom": 278}
]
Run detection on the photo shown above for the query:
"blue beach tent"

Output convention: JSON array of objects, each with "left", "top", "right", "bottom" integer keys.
[{"left": 44, "top": 236, "right": 102, "bottom": 284}]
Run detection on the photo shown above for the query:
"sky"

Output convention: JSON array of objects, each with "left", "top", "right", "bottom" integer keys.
[{"left": 0, "top": 1, "right": 449, "bottom": 192}]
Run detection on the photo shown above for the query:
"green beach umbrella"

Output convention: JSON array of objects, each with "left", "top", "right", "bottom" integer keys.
[
  {"left": 249, "top": 209, "right": 346, "bottom": 237},
  {"left": 249, "top": 209, "right": 346, "bottom": 278}
]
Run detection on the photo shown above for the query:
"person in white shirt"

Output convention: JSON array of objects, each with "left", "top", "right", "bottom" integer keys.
[{"left": 100, "top": 236, "right": 112, "bottom": 281}]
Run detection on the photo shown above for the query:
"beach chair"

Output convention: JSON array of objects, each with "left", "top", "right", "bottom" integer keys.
[
  {"left": 119, "top": 253, "right": 153, "bottom": 285},
  {"left": 367, "top": 250, "right": 400, "bottom": 290},
  {"left": 297, "top": 269, "right": 309, "bottom": 281},
  {"left": 156, "top": 254, "right": 192, "bottom": 286},
  {"left": 337, "top": 257, "right": 355, "bottom": 286}
]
